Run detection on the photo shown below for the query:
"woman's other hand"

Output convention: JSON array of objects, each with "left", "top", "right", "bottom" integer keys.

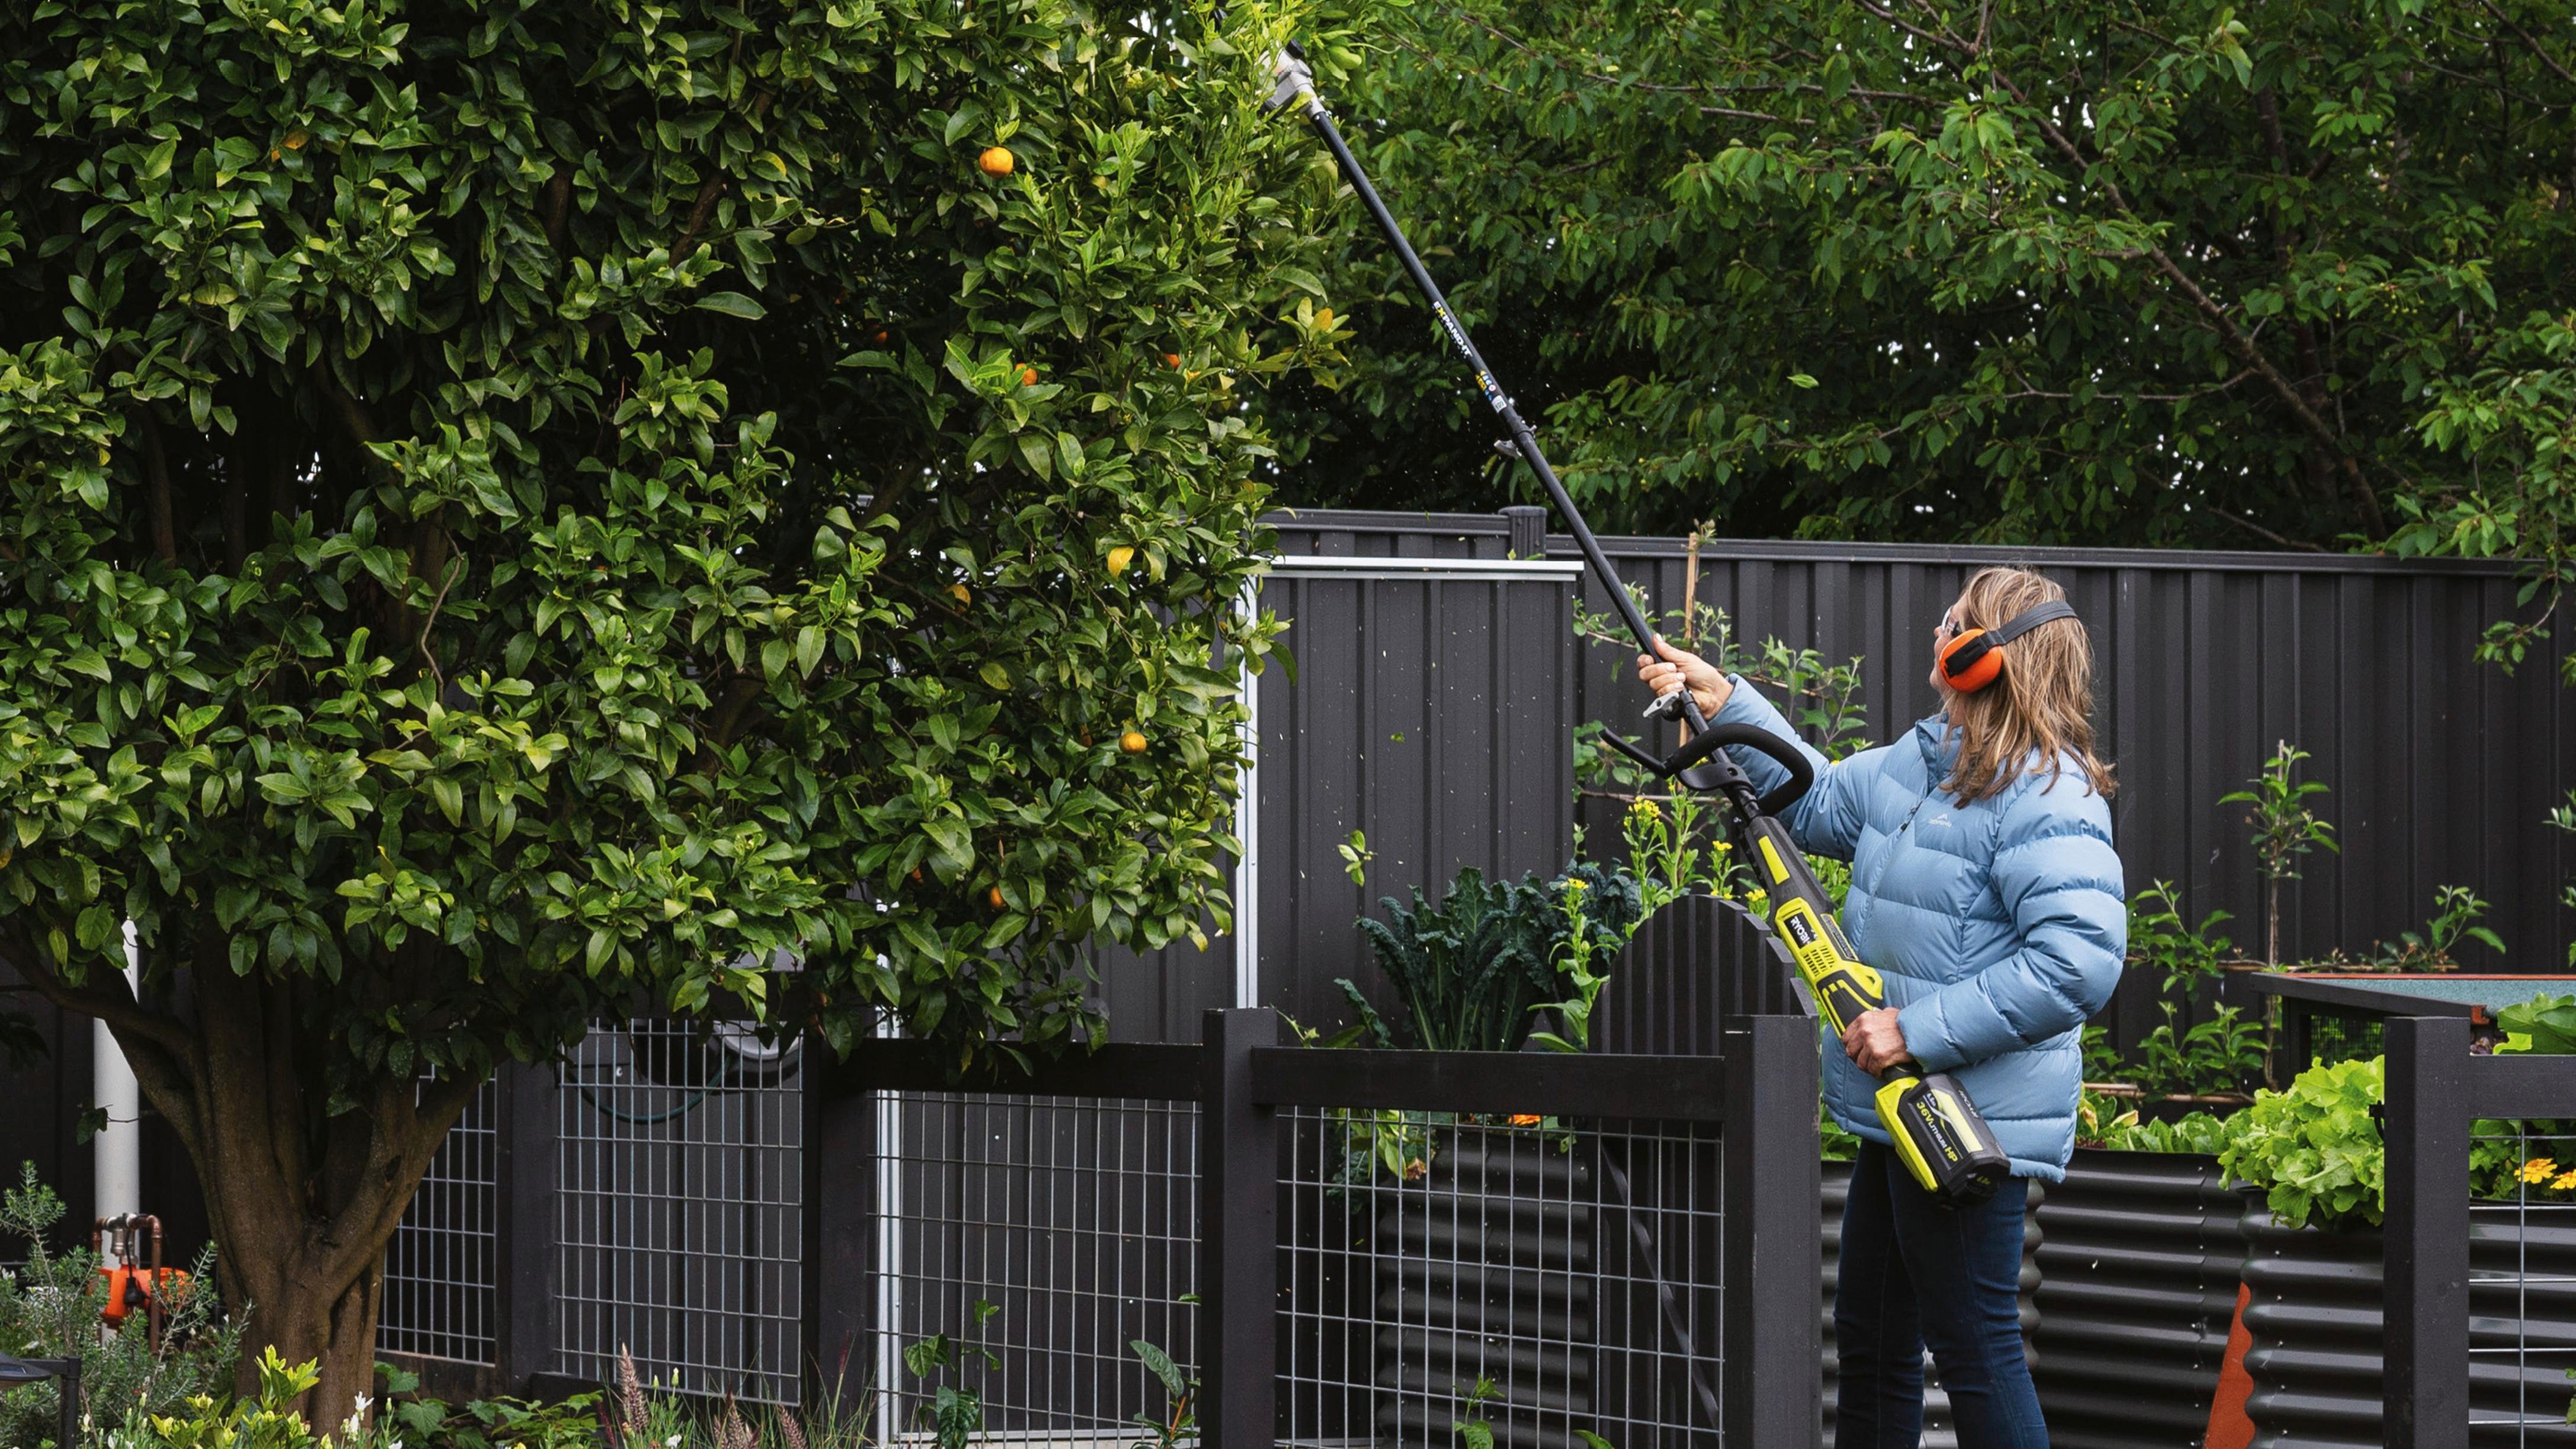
[
  {"left": 1633, "top": 637, "right": 1732, "bottom": 720},
  {"left": 1842, "top": 1008, "right": 1913, "bottom": 1075}
]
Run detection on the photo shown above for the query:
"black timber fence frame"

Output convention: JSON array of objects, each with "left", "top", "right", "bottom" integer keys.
[
  {"left": 807, "top": 1007, "right": 1822, "bottom": 1447},
  {"left": 2386, "top": 1015, "right": 2576, "bottom": 1446}
]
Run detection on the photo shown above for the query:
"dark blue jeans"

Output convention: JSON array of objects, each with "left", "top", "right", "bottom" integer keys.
[{"left": 1835, "top": 1141, "right": 2048, "bottom": 1448}]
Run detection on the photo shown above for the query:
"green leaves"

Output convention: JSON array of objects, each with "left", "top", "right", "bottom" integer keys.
[
  {"left": 2218, "top": 1056, "right": 2387, "bottom": 1232},
  {"left": 0, "top": 0, "right": 1349, "bottom": 1094},
  {"left": 1270, "top": 0, "right": 2576, "bottom": 558},
  {"left": 2499, "top": 993, "right": 2576, "bottom": 1056},
  {"left": 692, "top": 291, "right": 767, "bottom": 320}
]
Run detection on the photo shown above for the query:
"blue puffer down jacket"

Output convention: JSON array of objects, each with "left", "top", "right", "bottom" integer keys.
[{"left": 1710, "top": 679, "right": 2127, "bottom": 1180}]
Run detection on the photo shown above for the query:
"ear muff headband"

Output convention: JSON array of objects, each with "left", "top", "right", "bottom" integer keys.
[{"left": 1938, "top": 599, "right": 2078, "bottom": 692}]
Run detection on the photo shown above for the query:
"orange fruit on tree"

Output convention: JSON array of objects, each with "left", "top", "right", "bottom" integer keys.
[
  {"left": 1019, "top": 365, "right": 1039, "bottom": 387},
  {"left": 1162, "top": 352, "right": 1181, "bottom": 369},
  {"left": 978, "top": 146, "right": 1015, "bottom": 176},
  {"left": 948, "top": 583, "right": 971, "bottom": 606},
  {"left": 1119, "top": 730, "right": 1148, "bottom": 754},
  {"left": 1106, "top": 546, "right": 1134, "bottom": 577},
  {"left": 988, "top": 886, "right": 1006, "bottom": 910}
]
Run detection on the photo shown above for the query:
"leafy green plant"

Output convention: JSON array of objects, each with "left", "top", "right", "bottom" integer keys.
[
  {"left": 2358, "top": 885, "right": 2506, "bottom": 971},
  {"left": 2218, "top": 1057, "right": 2386, "bottom": 1232},
  {"left": 0, "top": 1163, "right": 240, "bottom": 1449},
  {"left": 2220, "top": 743, "right": 2339, "bottom": 966},
  {"left": 1450, "top": 1375, "right": 1501, "bottom": 1449},
  {"left": 2080, "top": 1025, "right": 2124, "bottom": 1085},
  {"left": 1527, "top": 877, "right": 1617, "bottom": 1055},
  {"left": 1338, "top": 831, "right": 1373, "bottom": 888},
  {"left": 2086, "top": 1107, "right": 2234, "bottom": 1156},
  {"left": 903, "top": 1301, "right": 998, "bottom": 1449},
  {"left": 1340, "top": 865, "right": 1641, "bottom": 1054},
  {"left": 2128, "top": 881, "right": 2235, "bottom": 992},
  {"left": 2501, "top": 994, "right": 2576, "bottom": 1056},
  {"left": 1125, "top": 1339, "right": 1194, "bottom": 1449},
  {"left": 146, "top": 1349, "right": 327, "bottom": 1449},
  {"left": 2129, "top": 1006, "right": 2267, "bottom": 1099}
]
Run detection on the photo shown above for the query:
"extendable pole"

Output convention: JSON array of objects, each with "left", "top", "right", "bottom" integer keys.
[{"left": 1267, "top": 50, "right": 1759, "bottom": 802}]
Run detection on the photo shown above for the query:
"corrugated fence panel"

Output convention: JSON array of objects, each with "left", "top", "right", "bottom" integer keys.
[
  {"left": 1100, "top": 557, "right": 1581, "bottom": 1042},
  {"left": 2031, "top": 1149, "right": 2248, "bottom": 1449},
  {"left": 1270, "top": 510, "right": 2576, "bottom": 1057}
]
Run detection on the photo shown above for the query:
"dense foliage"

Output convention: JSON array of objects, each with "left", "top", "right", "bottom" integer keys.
[
  {"left": 1264, "top": 0, "right": 2576, "bottom": 554},
  {"left": 1339, "top": 862, "right": 1640, "bottom": 1053},
  {"left": 0, "top": 0, "right": 1369, "bottom": 1414}
]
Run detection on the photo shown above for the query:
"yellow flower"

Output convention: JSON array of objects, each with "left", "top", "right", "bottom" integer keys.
[
  {"left": 2523, "top": 1157, "right": 2559, "bottom": 1184},
  {"left": 2553, "top": 1171, "right": 2576, "bottom": 1191},
  {"left": 1564, "top": 878, "right": 1587, "bottom": 893},
  {"left": 1627, "top": 797, "right": 1663, "bottom": 823}
]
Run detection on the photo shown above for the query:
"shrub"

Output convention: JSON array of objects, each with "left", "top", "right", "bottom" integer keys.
[
  {"left": 0, "top": 1164, "right": 239, "bottom": 1448},
  {"left": 1339, "top": 864, "right": 1640, "bottom": 1054}
]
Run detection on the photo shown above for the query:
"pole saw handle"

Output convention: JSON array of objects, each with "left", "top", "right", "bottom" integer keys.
[{"left": 1659, "top": 723, "right": 1814, "bottom": 818}]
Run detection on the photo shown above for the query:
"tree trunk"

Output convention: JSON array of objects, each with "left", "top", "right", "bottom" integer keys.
[
  {"left": 244, "top": 1262, "right": 386, "bottom": 1431},
  {"left": 2, "top": 942, "right": 481, "bottom": 1430}
]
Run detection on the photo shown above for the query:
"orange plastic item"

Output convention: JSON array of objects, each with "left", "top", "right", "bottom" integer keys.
[
  {"left": 98, "top": 1264, "right": 189, "bottom": 1328},
  {"left": 2203, "top": 1280, "right": 2257, "bottom": 1449},
  {"left": 1937, "top": 626, "right": 2005, "bottom": 691}
]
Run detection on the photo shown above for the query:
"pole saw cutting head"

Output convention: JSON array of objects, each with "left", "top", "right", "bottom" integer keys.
[{"left": 1263, "top": 43, "right": 1318, "bottom": 117}]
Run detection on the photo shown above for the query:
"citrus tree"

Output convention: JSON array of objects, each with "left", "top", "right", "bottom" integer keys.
[
  {"left": 0, "top": 0, "right": 1367, "bottom": 1416},
  {"left": 1265, "top": 0, "right": 2576, "bottom": 548}
]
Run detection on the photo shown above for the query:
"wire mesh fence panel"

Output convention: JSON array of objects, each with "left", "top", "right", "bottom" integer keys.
[
  {"left": 556, "top": 1019, "right": 807, "bottom": 1405},
  {"left": 1277, "top": 1109, "right": 1723, "bottom": 1449},
  {"left": 2468, "top": 1119, "right": 2576, "bottom": 1443},
  {"left": 2465, "top": 1119, "right": 2576, "bottom": 1445},
  {"left": 868, "top": 1091, "right": 1199, "bottom": 1444},
  {"left": 380, "top": 1074, "right": 499, "bottom": 1364}
]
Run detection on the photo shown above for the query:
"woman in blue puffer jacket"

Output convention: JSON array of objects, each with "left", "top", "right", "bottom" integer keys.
[{"left": 1639, "top": 565, "right": 2125, "bottom": 1449}]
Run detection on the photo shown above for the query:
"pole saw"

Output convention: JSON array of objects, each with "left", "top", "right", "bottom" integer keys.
[{"left": 1264, "top": 46, "right": 2008, "bottom": 1207}]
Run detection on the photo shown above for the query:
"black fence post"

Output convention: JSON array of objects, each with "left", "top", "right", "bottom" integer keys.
[
  {"left": 1722, "top": 1016, "right": 1822, "bottom": 1448},
  {"left": 2386, "top": 1014, "right": 2470, "bottom": 1449},
  {"left": 494, "top": 1059, "right": 558, "bottom": 1394},
  {"left": 803, "top": 1032, "right": 876, "bottom": 1415},
  {"left": 1499, "top": 503, "right": 1549, "bottom": 559},
  {"left": 1199, "top": 1007, "right": 1281, "bottom": 1448}
]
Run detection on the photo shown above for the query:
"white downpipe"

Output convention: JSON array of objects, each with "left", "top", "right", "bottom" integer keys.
[
  {"left": 93, "top": 921, "right": 143, "bottom": 1219},
  {"left": 1232, "top": 577, "right": 1261, "bottom": 1009}
]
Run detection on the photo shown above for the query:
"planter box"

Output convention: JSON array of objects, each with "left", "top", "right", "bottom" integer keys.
[
  {"left": 2031, "top": 1148, "right": 2247, "bottom": 1449},
  {"left": 1371, "top": 1122, "right": 1597, "bottom": 1444},
  {"left": 2238, "top": 1191, "right": 2576, "bottom": 1447},
  {"left": 1821, "top": 1158, "right": 2041, "bottom": 1449}
]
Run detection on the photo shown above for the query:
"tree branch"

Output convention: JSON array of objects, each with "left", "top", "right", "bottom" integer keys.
[
  {"left": 2477, "top": 0, "right": 2576, "bottom": 88},
  {"left": 1983, "top": 70, "right": 2389, "bottom": 535},
  {"left": 2209, "top": 505, "right": 2331, "bottom": 553},
  {"left": 136, "top": 409, "right": 178, "bottom": 563}
]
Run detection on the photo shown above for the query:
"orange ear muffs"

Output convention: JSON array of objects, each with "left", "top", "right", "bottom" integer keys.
[
  {"left": 1939, "top": 628, "right": 2005, "bottom": 691},
  {"left": 1937, "top": 600, "right": 2077, "bottom": 693}
]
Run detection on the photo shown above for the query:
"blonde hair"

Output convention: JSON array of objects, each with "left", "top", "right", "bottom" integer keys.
[{"left": 1940, "top": 567, "right": 2115, "bottom": 806}]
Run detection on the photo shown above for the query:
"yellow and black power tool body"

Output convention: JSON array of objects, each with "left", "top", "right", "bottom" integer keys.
[
  {"left": 1660, "top": 725, "right": 2010, "bottom": 1209},
  {"left": 1264, "top": 44, "right": 2008, "bottom": 1209}
]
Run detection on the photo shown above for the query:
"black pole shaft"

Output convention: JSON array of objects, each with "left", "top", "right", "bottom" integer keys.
[{"left": 1298, "top": 97, "right": 1713, "bottom": 739}]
